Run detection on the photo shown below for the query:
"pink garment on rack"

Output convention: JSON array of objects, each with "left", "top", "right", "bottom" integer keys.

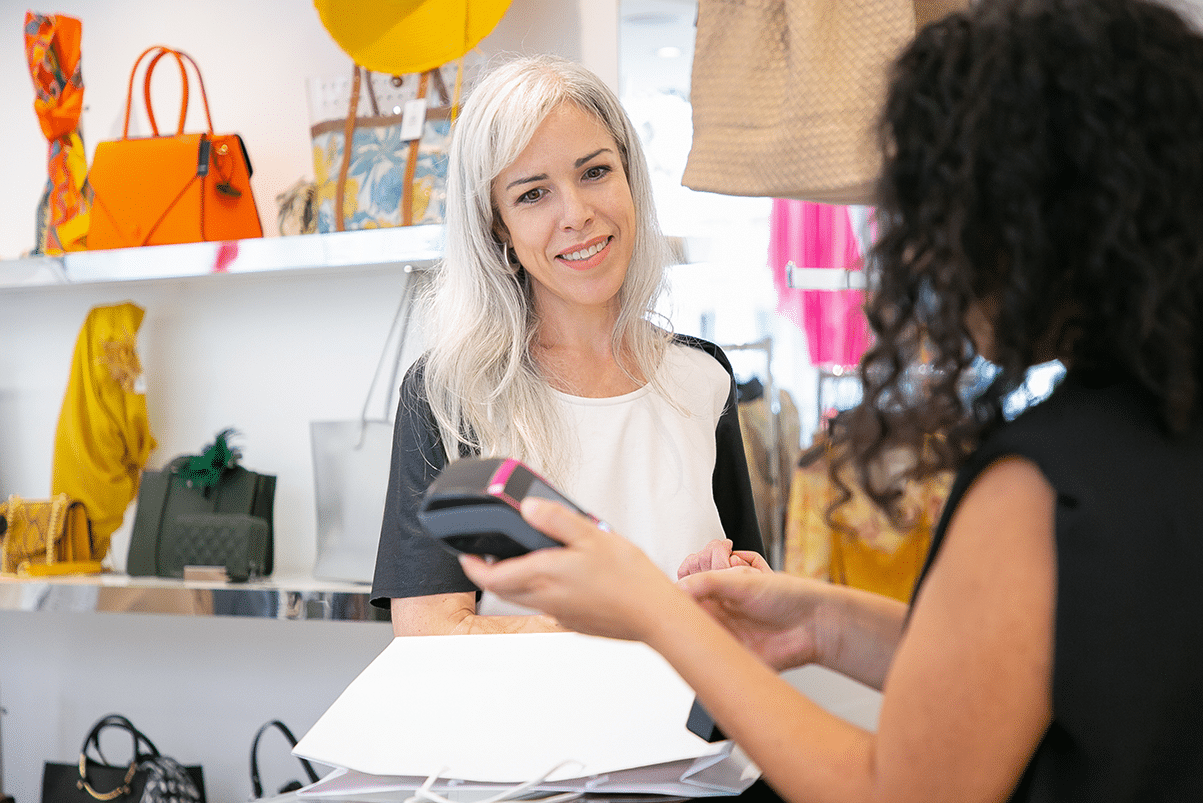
[{"left": 769, "top": 198, "right": 871, "bottom": 368}]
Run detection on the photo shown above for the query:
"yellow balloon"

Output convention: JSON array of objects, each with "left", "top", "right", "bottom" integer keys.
[{"left": 314, "top": 0, "right": 512, "bottom": 75}]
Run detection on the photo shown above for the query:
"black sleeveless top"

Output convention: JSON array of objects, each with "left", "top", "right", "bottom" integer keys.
[{"left": 916, "top": 371, "right": 1203, "bottom": 801}]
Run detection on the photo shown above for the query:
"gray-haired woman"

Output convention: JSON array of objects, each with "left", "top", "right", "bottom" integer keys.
[{"left": 370, "top": 54, "right": 765, "bottom": 635}]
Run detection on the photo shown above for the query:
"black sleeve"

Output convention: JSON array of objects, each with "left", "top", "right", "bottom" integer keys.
[
  {"left": 370, "top": 356, "right": 479, "bottom": 608},
  {"left": 673, "top": 335, "right": 765, "bottom": 556}
]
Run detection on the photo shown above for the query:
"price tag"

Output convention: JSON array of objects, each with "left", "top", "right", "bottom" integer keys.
[{"left": 400, "top": 98, "right": 428, "bottom": 141}]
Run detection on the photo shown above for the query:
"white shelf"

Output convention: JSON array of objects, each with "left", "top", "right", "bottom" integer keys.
[{"left": 0, "top": 225, "right": 445, "bottom": 289}]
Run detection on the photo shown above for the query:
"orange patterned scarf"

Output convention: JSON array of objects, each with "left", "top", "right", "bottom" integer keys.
[{"left": 25, "top": 12, "right": 89, "bottom": 253}]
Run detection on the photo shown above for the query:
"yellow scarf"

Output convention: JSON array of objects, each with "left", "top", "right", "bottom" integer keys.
[{"left": 52, "top": 303, "right": 156, "bottom": 561}]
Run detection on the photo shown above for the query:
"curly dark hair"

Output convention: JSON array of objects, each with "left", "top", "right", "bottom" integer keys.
[{"left": 834, "top": 0, "right": 1203, "bottom": 517}]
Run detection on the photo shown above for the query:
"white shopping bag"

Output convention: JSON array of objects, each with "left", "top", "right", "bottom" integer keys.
[
  {"left": 310, "top": 272, "right": 427, "bottom": 584},
  {"left": 293, "top": 633, "right": 760, "bottom": 798},
  {"left": 310, "top": 418, "right": 394, "bottom": 583}
]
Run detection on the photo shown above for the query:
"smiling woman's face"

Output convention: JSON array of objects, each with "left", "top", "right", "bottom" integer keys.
[{"left": 491, "top": 102, "right": 636, "bottom": 324}]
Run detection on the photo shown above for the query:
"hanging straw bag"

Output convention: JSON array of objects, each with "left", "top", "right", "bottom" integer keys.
[{"left": 683, "top": 0, "right": 969, "bottom": 205}]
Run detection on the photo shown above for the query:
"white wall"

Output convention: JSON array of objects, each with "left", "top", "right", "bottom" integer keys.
[{"left": 0, "top": 1, "right": 621, "bottom": 800}]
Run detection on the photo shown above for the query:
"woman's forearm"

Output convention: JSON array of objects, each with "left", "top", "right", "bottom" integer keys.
[
  {"left": 390, "top": 593, "right": 563, "bottom": 636},
  {"left": 642, "top": 586, "right": 879, "bottom": 803},
  {"left": 815, "top": 584, "right": 908, "bottom": 691}
]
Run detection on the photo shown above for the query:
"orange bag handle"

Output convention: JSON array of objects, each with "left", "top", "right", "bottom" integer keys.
[
  {"left": 121, "top": 45, "right": 215, "bottom": 139},
  {"left": 149, "top": 48, "right": 215, "bottom": 134},
  {"left": 142, "top": 48, "right": 189, "bottom": 136}
]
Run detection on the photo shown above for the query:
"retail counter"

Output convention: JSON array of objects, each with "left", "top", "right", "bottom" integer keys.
[{"left": 0, "top": 573, "right": 388, "bottom": 621}]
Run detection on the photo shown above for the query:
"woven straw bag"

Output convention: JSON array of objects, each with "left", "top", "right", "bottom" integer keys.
[{"left": 683, "top": 0, "right": 969, "bottom": 205}]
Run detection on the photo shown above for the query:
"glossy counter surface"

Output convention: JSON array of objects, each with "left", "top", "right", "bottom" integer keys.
[{"left": 0, "top": 573, "right": 389, "bottom": 621}]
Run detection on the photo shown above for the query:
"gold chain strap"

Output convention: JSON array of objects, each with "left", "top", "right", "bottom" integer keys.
[
  {"left": 76, "top": 752, "right": 137, "bottom": 801},
  {"left": 46, "top": 494, "right": 66, "bottom": 565},
  {"left": 3, "top": 495, "right": 22, "bottom": 571},
  {"left": 0, "top": 494, "right": 12, "bottom": 557}
]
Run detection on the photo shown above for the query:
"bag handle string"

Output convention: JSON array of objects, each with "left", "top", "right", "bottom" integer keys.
[
  {"left": 145, "top": 47, "right": 215, "bottom": 135},
  {"left": 354, "top": 269, "right": 424, "bottom": 448}
]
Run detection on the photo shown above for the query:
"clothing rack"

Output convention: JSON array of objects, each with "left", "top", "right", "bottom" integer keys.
[
  {"left": 815, "top": 364, "right": 863, "bottom": 426},
  {"left": 720, "top": 337, "right": 785, "bottom": 569},
  {"left": 1, "top": 693, "right": 9, "bottom": 803}
]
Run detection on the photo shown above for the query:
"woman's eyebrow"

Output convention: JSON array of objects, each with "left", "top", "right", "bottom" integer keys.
[
  {"left": 574, "top": 148, "right": 611, "bottom": 168},
  {"left": 504, "top": 148, "right": 614, "bottom": 191},
  {"left": 505, "top": 173, "right": 547, "bottom": 191}
]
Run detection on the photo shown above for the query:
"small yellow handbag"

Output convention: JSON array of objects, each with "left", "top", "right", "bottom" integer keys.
[{"left": 0, "top": 493, "right": 102, "bottom": 576}]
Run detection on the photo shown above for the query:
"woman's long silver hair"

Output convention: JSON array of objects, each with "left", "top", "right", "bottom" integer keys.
[{"left": 420, "top": 54, "right": 674, "bottom": 478}]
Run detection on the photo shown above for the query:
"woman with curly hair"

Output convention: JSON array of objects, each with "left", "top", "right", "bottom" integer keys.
[{"left": 462, "top": 0, "right": 1203, "bottom": 799}]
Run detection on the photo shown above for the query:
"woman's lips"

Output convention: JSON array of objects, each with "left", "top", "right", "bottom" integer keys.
[{"left": 557, "top": 236, "right": 612, "bottom": 270}]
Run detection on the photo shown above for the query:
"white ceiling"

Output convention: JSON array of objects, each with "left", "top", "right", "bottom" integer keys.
[{"left": 618, "top": 0, "right": 697, "bottom": 98}]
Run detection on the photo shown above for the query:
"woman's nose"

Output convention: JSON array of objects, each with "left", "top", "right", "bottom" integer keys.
[{"left": 559, "top": 187, "right": 593, "bottom": 230}]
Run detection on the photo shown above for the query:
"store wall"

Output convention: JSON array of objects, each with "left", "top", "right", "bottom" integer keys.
[{"left": 0, "top": 2, "right": 621, "bottom": 801}]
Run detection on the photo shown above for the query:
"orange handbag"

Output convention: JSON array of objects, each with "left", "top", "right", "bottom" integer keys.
[{"left": 87, "top": 45, "right": 262, "bottom": 250}]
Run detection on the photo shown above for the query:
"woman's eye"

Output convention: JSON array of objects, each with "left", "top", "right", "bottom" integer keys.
[
  {"left": 583, "top": 165, "right": 611, "bottom": 181},
  {"left": 517, "top": 188, "right": 545, "bottom": 204}
]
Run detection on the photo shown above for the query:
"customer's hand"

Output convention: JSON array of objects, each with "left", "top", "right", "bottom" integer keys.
[
  {"left": 677, "top": 569, "right": 835, "bottom": 671},
  {"left": 459, "top": 498, "right": 683, "bottom": 642},
  {"left": 677, "top": 538, "right": 773, "bottom": 579}
]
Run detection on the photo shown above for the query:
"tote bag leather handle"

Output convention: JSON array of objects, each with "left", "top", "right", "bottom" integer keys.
[
  {"left": 142, "top": 48, "right": 189, "bottom": 135},
  {"left": 332, "top": 65, "right": 362, "bottom": 233},
  {"left": 333, "top": 65, "right": 454, "bottom": 230},
  {"left": 249, "top": 720, "right": 320, "bottom": 798}
]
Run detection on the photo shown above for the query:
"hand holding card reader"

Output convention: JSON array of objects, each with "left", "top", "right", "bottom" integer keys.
[
  {"left": 422, "top": 457, "right": 723, "bottom": 745},
  {"left": 418, "top": 457, "right": 595, "bottom": 559}
]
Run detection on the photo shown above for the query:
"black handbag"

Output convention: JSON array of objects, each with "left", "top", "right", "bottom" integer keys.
[
  {"left": 41, "top": 714, "right": 205, "bottom": 803},
  {"left": 128, "top": 431, "right": 275, "bottom": 578},
  {"left": 164, "top": 513, "right": 271, "bottom": 582},
  {"left": 249, "top": 720, "right": 320, "bottom": 798}
]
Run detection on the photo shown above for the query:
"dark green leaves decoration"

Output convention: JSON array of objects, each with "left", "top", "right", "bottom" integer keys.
[{"left": 178, "top": 428, "right": 242, "bottom": 492}]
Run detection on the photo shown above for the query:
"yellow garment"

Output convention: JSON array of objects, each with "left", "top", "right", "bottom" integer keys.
[
  {"left": 738, "top": 387, "right": 801, "bottom": 547},
  {"left": 784, "top": 448, "right": 951, "bottom": 602},
  {"left": 51, "top": 303, "right": 156, "bottom": 561}
]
